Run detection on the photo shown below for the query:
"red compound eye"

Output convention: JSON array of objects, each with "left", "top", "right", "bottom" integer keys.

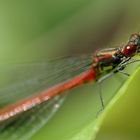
[{"left": 121, "top": 45, "right": 137, "bottom": 57}]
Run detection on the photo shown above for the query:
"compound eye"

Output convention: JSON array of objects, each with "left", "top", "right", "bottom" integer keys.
[{"left": 121, "top": 45, "right": 137, "bottom": 57}]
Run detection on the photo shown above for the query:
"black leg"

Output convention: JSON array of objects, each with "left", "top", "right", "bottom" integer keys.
[
  {"left": 96, "top": 68, "right": 129, "bottom": 113},
  {"left": 97, "top": 81, "right": 104, "bottom": 110},
  {"left": 96, "top": 71, "right": 115, "bottom": 113},
  {"left": 117, "top": 70, "right": 130, "bottom": 76}
]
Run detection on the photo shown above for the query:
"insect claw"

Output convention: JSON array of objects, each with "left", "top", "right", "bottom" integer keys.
[{"left": 118, "top": 70, "right": 130, "bottom": 76}]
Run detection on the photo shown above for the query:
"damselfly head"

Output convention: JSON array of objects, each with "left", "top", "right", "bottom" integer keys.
[
  {"left": 129, "top": 33, "right": 140, "bottom": 52},
  {"left": 129, "top": 33, "right": 140, "bottom": 46},
  {"left": 121, "top": 33, "right": 140, "bottom": 57}
]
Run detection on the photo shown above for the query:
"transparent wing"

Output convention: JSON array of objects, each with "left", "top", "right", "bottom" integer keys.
[
  {"left": 0, "top": 54, "right": 92, "bottom": 140},
  {"left": 0, "top": 94, "right": 66, "bottom": 140},
  {"left": 0, "top": 54, "right": 92, "bottom": 106}
]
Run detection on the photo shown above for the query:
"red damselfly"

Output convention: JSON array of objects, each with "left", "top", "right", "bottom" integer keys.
[{"left": 0, "top": 33, "right": 140, "bottom": 139}]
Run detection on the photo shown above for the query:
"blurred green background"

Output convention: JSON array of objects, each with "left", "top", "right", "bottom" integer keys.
[
  {"left": 1, "top": 0, "right": 140, "bottom": 63},
  {"left": 0, "top": 0, "right": 140, "bottom": 140}
]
